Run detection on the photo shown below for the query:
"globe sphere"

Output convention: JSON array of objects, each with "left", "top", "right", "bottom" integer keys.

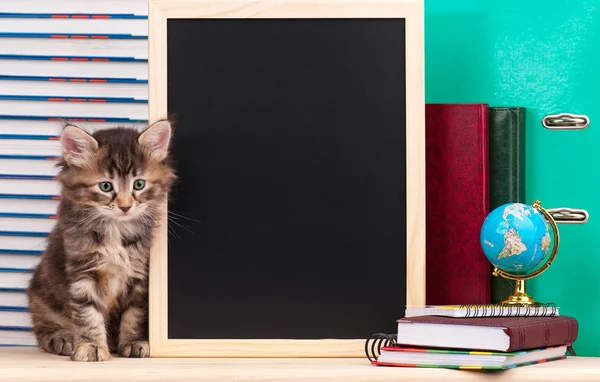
[{"left": 480, "top": 202, "right": 552, "bottom": 276}]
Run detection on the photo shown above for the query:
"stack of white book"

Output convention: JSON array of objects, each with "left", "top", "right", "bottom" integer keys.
[{"left": 0, "top": 0, "right": 148, "bottom": 347}]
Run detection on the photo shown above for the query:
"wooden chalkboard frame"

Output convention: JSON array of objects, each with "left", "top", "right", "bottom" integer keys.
[{"left": 148, "top": 0, "right": 425, "bottom": 358}]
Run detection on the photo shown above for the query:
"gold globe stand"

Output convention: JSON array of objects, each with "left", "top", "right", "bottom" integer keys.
[
  {"left": 492, "top": 200, "right": 560, "bottom": 306},
  {"left": 492, "top": 201, "right": 589, "bottom": 305}
]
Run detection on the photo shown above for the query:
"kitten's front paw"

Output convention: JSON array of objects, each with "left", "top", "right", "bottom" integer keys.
[
  {"left": 71, "top": 342, "right": 111, "bottom": 362},
  {"left": 118, "top": 340, "right": 149, "bottom": 358},
  {"left": 46, "top": 330, "right": 78, "bottom": 356}
]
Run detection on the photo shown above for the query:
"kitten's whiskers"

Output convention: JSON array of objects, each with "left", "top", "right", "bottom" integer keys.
[
  {"left": 167, "top": 210, "right": 202, "bottom": 223},
  {"left": 167, "top": 215, "right": 195, "bottom": 235}
]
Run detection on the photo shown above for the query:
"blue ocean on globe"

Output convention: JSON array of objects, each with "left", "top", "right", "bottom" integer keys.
[{"left": 480, "top": 203, "right": 552, "bottom": 275}]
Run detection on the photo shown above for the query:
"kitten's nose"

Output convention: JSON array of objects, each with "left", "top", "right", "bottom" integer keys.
[{"left": 119, "top": 206, "right": 131, "bottom": 213}]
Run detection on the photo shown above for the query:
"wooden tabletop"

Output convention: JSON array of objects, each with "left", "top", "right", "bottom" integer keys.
[{"left": 1, "top": 348, "right": 598, "bottom": 381}]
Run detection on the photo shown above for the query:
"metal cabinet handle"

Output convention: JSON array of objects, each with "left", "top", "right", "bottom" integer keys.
[
  {"left": 547, "top": 208, "right": 589, "bottom": 224},
  {"left": 542, "top": 113, "right": 589, "bottom": 130}
]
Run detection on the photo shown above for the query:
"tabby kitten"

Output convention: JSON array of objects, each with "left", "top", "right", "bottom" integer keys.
[{"left": 26, "top": 120, "right": 176, "bottom": 362}]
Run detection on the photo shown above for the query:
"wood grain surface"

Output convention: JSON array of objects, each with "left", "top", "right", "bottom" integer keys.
[{"left": 1, "top": 348, "right": 597, "bottom": 381}]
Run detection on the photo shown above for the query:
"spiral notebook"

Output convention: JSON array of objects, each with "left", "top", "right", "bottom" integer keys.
[{"left": 405, "top": 304, "right": 559, "bottom": 318}]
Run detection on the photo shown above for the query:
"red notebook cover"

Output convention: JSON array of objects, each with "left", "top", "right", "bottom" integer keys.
[{"left": 425, "top": 103, "right": 490, "bottom": 305}]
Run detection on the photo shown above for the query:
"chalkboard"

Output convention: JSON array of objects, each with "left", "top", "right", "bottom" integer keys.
[{"left": 148, "top": 0, "right": 425, "bottom": 358}]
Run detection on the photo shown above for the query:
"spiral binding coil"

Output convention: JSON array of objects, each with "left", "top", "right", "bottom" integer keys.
[
  {"left": 364, "top": 332, "right": 576, "bottom": 361},
  {"left": 457, "top": 302, "right": 558, "bottom": 318},
  {"left": 364, "top": 332, "right": 396, "bottom": 362}
]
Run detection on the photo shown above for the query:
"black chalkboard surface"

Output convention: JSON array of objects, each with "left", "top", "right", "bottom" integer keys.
[{"left": 165, "top": 18, "right": 407, "bottom": 341}]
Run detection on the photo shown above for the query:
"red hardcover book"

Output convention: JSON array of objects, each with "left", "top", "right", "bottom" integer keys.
[
  {"left": 395, "top": 315, "right": 578, "bottom": 352},
  {"left": 425, "top": 103, "right": 490, "bottom": 305}
]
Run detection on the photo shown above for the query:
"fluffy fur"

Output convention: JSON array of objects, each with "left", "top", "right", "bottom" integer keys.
[{"left": 26, "top": 120, "right": 176, "bottom": 362}]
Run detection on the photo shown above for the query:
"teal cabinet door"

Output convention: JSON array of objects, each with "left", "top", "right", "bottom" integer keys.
[{"left": 425, "top": 0, "right": 600, "bottom": 356}]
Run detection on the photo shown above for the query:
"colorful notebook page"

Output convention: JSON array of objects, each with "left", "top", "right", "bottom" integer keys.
[{"left": 373, "top": 345, "right": 568, "bottom": 370}]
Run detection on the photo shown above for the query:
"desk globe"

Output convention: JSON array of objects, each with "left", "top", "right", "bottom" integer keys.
[{"left": 480, "top": 201, "right": 559, "bottom": 305}]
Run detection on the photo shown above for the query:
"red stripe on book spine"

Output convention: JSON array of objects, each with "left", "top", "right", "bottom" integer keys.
[
  {"left": 48, "top": 98, "right": 65, "bottom": 102},
  {"left": 91, "top": 36, "right": 109, "bottom": 39},
  {"left": 71, "top": 35, "right": 89, "bottom": 39},
  {"left": 89, "top": 99, "right": 106, "bottom": 102},
  {"left": 88, "top": 119, "right": 106, "bottom": 122},
  {"left": 69, "top": 79, "right": 86, "bottom": 82},
  {"left": 90, "top": 79, "right": 107, "bottom": 83},
  {"left": 49, "top": 78, "right": 66, "bottom": 82},
  {"left": 50, "top": 58, "right": 68, "bottom": 61},
  {"left": 52, "top": 15, "right": 69, "bottom": 19},
  {"left": 52, "top": 196, "right": 61, "bottom": 200},
  {"left": 73, "top": 15, "right": 90, "bottom": 19},
  {"left": 48, "top": 137, "right": 59, "bottom": 141},
  {"left": 92, "top": 16, "right": 110, "bottom": 19},
  {"left": 68, "top": 98, "right": 86, "bottom": 102},
  {"left": 50, "top": 35, "right": 68, "bottom": 38},
  {"left": 91, "top": 58, "right": 108, "bottom": 62},
  {"left": 72, "top": 58, "right": 89, "bottom": 61},
  {"left": 49, "top": 216, "right": 57, "bottom": 219}
]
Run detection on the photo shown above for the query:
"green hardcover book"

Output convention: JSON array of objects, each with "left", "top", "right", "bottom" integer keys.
[{"left": 488, "top": 107, "right": 526, "bottom": 304}]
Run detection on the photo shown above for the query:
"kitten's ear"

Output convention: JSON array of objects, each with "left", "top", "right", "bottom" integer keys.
[
  {"left": 60, "top": 124, "right": 98, "bottom": 166},
  {"left": 138, "top": 119, "right": 172, "bottom": 161}
]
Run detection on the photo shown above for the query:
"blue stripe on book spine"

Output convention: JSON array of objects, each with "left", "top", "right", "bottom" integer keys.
[
  {"left": 0, "top": 32, "right": 146, "bottom": 39},
  {"left": 0, "top": 174, "right": 55, "bottom": 180},
  {"left": 0, "top": 155, "right": 59, "bottom": 160},
  {"left": 0, "top": 134, "right": 59, "bottom": 140},
  {"left": 0, "top": 212, "right": 55, "bottom": 219},
  {"left": 0, "top": 288, "right": 26, "bottom": 293},
  {"left": 0, "top": 95, "right": 147, "bottom": 103},
  {"left": 0, "top": 13, "right": 147, "bottom": 19},
  {"left": 0, "top": 231, "right": 48, "bottom": 237},
  {"left": 0, "top": 306, "right": 28, "bottom": 312},
  {"left": 0, "top": 54, "right": 146, "bottom": 62},
  {"left": 0, "top": 194, "right": 59, "bottom": 200},
  {"left": 0, "top": 345, "right": 37, "bottom": 347},
  {"left": 0, "top": 326, "right": 32, "bottom": 332},
  {"left": 0, "top": 75, "right": 147, "bottom": 83},
  {"left": 0, "top": 267, "right": 33, "bottom": 273},
  {"left": 0, "top": 115, "right": 147, "bottom": 123},
  {"left": 0, "top": 250, "right": 43, "bottom": 255}
]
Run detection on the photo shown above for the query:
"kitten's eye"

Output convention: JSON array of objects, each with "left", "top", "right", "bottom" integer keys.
[
  {"left": 99, "top": 182, "right": 113, "bottom": 192},
  {"left": 133, "top": 179, "right": 146, "bottom": 190}
]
